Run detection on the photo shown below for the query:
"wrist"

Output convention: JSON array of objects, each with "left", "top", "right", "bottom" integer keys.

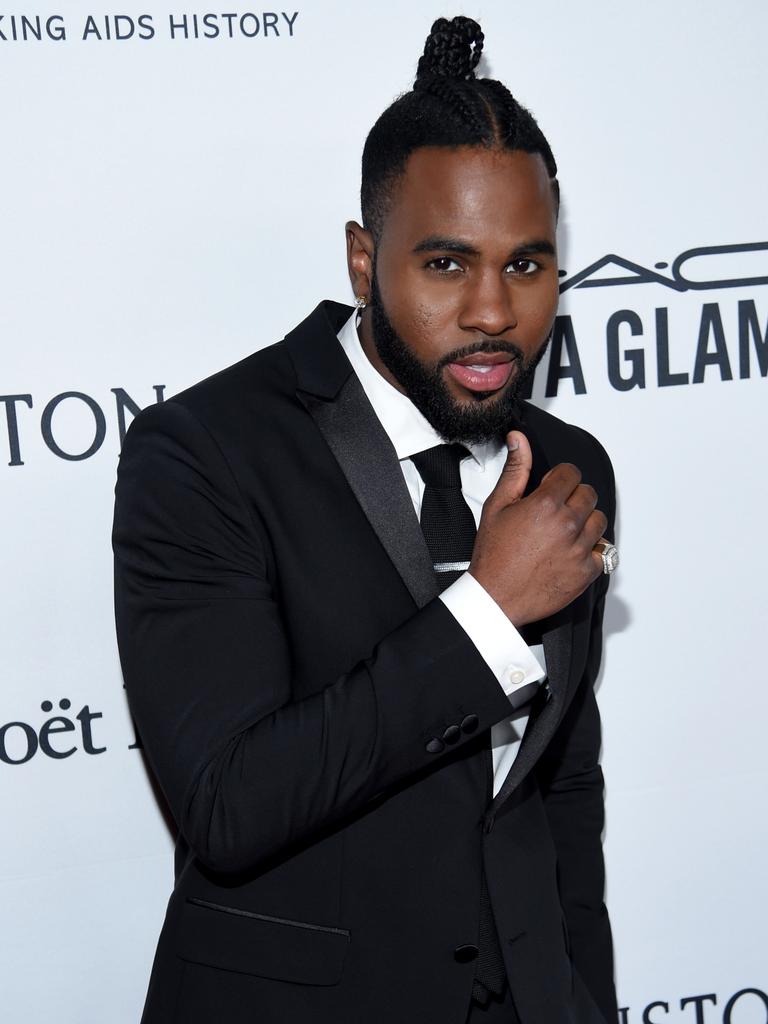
[{"left": 468, "top": 569, "right": 527, "bottom": 628}]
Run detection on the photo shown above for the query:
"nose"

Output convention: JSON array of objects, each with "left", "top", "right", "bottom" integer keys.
[{"left": 458, "top": 268, "right": 518, "bottom": 336}]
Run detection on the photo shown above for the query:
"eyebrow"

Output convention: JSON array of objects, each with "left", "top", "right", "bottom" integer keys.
[{"left": 412, "top": 236, "right": 556, "bottom": 259}]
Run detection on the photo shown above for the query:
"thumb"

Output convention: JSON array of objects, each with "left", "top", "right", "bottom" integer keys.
[{"left": 494, "top": 430, "right": 532, "bottom": 503}]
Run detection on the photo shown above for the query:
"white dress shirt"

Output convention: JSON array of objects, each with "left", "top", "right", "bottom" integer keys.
[{"left": 337, "top": 312, "right": 546, "bottom": 796}]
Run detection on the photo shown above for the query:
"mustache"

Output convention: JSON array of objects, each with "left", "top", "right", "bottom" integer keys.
[{"left": 436, "top": 339, "right": 525, "bottom": 370}]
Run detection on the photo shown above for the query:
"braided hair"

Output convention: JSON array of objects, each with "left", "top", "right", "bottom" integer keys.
[{"left": 361, "top": 16, "right": 558, "bottom": 241}]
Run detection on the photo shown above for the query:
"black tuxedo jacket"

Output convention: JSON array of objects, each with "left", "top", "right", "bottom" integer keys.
[{"left": 113, "top": 301, "right": 618, "bottom": 1024}]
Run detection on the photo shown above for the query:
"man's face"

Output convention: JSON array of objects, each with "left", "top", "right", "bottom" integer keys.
[{"left": 358, "top": 146, "right": 559, "bottom": 445}]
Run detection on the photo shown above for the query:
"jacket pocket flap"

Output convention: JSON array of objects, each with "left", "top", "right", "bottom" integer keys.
[{"left": 178, "top": 898, "right": 350, "bottom": 986}]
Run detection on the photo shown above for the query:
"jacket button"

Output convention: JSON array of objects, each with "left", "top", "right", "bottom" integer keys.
[
  {"left": 442, "top": 724, "right": 461, "bottom": 744},
  {"left": 426, "top": 738, "right": 445, "bottom": 754},
  {"left": 454, "top": 944, "right": 479, "bottom": 963},
  {"left": 460, "top": 714, "right": 479, "bottom": 734}
]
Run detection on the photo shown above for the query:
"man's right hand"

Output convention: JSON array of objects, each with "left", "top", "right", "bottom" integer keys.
[{"left": 469, "top": 430, "right": 608, "bottom": 628}]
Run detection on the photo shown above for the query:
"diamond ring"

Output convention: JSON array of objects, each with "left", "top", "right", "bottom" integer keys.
[{"left": 595, "top": 540, "right": 619, "bottom": 575}]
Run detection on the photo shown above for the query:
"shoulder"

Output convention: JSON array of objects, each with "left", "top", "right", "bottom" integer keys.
[
  {"left": 173, "top": 338, "right": 296, "bottom": 424},
  {"left": 125, "top": 337, "right": 300, "bottom": 450},
  {"left": 127, "top": 300, "right": 351, "bottom": 447}
]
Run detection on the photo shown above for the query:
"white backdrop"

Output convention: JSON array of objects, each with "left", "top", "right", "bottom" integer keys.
[{"left": 2, "top": 3, "right": 766, "bottom": 1021}]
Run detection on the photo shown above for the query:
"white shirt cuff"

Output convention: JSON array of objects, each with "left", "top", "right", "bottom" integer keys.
[{"left": 439, "top": 572, "right": 546, "bottom": 699}]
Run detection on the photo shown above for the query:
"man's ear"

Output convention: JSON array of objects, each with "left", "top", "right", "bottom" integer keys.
[{"left": 345, "top": 221, "right": 375, "bottom": 302}]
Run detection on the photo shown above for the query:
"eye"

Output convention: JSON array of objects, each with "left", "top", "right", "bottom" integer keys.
[
  {"left": 426, "top": 256, "right": 463, "bottom": 273},
  {"left": 506, "top": 258, "right": 539, "bottom": 275}
]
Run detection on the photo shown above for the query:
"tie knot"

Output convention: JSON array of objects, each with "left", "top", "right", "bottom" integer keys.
[{"left": 411, "top": 444, "right": 469, "bottom": 489}]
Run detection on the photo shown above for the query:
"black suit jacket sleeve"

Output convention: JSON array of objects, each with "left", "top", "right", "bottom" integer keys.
[
  {"left": 113, "top": 400, "right": 512, "bottom": 875},
  {"left": 535, "top": 436, "right": 617, "bottom": 1024}
]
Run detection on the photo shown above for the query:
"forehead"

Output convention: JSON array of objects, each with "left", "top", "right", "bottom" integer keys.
[{"left": 381, "top": 145, "right": 557, "bottom": 250}]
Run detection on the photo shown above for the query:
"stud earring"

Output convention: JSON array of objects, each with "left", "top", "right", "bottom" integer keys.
[{"left": 355, "top": 295, "right": 368, "bottom": 310}]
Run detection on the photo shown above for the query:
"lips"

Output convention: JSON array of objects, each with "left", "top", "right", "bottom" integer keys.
[{"left": 446, "top": 354, "right": 515, "bottom": 393}]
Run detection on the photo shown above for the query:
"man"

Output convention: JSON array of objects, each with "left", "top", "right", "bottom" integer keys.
[{"left": 113, "top": 15, "right": 618, "bottom": 1024}]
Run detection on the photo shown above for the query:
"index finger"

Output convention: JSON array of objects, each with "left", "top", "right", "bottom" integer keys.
[{"left": 537, "top": 462, "right": 583, "bottom": 504}]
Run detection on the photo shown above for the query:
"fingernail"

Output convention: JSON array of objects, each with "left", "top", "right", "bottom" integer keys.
[{"left": 508, "top": 438, "right": 520, "bottom": 452}]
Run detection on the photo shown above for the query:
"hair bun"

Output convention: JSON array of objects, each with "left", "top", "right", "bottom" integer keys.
[{"left": 415, "top": 16, "right": 484, "bottom": 84}]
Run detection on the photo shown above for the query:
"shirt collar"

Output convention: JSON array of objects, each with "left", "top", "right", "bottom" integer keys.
[{"left": 337, "top": 311, "right": 501, "bottom": 468}]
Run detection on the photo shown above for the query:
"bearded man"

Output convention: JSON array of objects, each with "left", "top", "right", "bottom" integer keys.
[{"left": 113, "top": 15, "right": 619, "bottom": 1024}]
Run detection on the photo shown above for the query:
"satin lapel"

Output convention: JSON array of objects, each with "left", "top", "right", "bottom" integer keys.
[
  {"left": 285, "top": 302, "right": 438, "bottom": 610},
  {"left": 301, "top": 374, "right": 438, "bottom": 610},
  {"left": 489, "top": 418, "right": 574, "bottom": 811}
]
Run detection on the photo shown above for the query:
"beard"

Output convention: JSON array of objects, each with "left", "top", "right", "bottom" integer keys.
[{"left": 369, "top": 272, "right": 550, "bottom": 446}]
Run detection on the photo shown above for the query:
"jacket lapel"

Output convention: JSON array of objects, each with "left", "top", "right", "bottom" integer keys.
[{"left": 286, "top": 302, "right": 438, "bottom": 610}]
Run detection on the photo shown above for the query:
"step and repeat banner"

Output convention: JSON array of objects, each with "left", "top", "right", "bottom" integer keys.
[{"left": 2, "top": 2, "right": 766, "bottom": 1021}]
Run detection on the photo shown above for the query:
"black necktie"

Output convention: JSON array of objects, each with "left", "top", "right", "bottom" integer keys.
[
  {"left": 410, "top": 444, "right": 508, "bottom": 1006},
  {"left": 410, "top": 444, "right": 476, "bottom": 592}
]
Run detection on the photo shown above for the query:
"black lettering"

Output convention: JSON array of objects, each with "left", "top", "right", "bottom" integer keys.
[
  {"left": 560, "top": 254, "right": 683, "bottom": 294},
  {"left": 240, "top": 13, "right": 260, "bottom": 37},
  {"left": 0, "top": 722, "right": 38, "bottom": 765},
  {"left": 607, "top": 310, "right": 645, "bottom": 391},
  {"left": 47, "top": 15, "right": 66, "bottom": 40},
  {"left": 41, "top": 391, "right": 107, "bottom": 461},
  {"left": 282, "top": 11, "right": 299, "bottom": 35},
  {"left": 114, "top": 15, "right": 135, "bottom": 40},
  {"left": 263, "top": 12, "right": 279, "bottom": 35},
  {"left": 77, "top": 706, "right": 106, "bottom": 755},
  {"left": 692, "top": 303, "right": 732, "bottom": 383},
  {"left": 0, "top": 394, "right": 33, "bottom": 466},
  {"left": 680, "top": 994, "right": 716, "bottom": 1023},
  {"left": 723, "top": 989, "right": 768, "bottom": 1024},
  {"left": 642, "top": 1002, "right": 669, "bottom": 1024},
  {"left": 202, "top": 13, "right": 219, "bottom": 37},
  {"left": 618, "top": 1010, "right": 631, "bottom": 1024},
  {"left": 111, "top": 385, "right": 138, "bottom": 436},
  {"left": 111, "top": 385, "right": 165, "bottom": 445},
  {"left": 39, "top": 717, "right": 77, "bottom": 759},
  {"left": 0, "top": 15, "right": 6, "bottom": 41},
  {"left": 21, "top": 15, "right": 42, "bottom": 41},
  {"left": 738, "top": 299, "right": 768, "bottom": 378},
  {"left": 673, "top": 241, "right": 768, "bottom": 291},
  {"left": 221, "top": 12, "right": 237, "bottom": 37},
  {"left": 82, "top": 15, "right": 102, "bottom": 41},
  {"left": 169, "top": 14, "right": 188, "bottom": 39},
  {"left": 137, "top": 14, "right": 154, "bottom": 40},
  {"left": 655, "top": 307, "right": 689, "bottom": 387},
  {"left": 545, "top": 316, "right": 586, "bottom": 396}
]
